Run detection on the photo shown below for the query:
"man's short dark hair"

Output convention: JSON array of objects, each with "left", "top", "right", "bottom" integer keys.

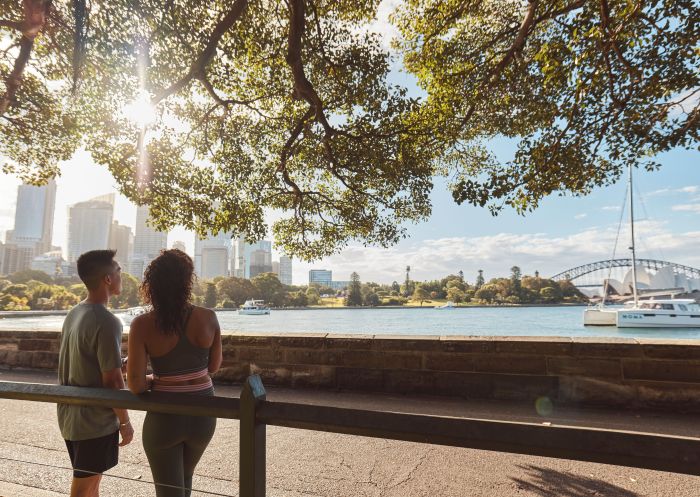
[{"left": 77, "top": 250, "right": 117, "bottom": 291}]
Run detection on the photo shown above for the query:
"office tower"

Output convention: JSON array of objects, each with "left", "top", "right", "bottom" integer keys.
[
  {"left": 232, "top": 237, "right": 272, "bottom": 279},
  {"left": 67, "top": 194, "right": 114, "bottom": 263},
  {"left": 272, "top": 261, "right": 280, "bottom": 276},
  {"left": 172, "top": 240, "right": 186, "bottom": 252},
  {"left": 309, "top": 269, "right": 332, "bottom": 287},
  {"left": 3, "top": 180, "right": 57, "bottom": 273},
  {"left": 30, "top": 250, "right": 72, "bottom": 277},
  {"left": 11, "top": 180, "right": 56, "bottom": 255},
  {"left": 279, "top": 256, "right": 293, "bottom": 285},
  {"left": 195, "top": 232, "right": 231, "bottom": 279},
  {"left": 109, "top": 221, "right": 133, "bottom": 269},
  {"left": 131, "top": 205, "right": 167, "bottom": 277}
]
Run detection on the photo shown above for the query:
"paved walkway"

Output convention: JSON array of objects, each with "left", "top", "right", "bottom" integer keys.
[{"left": 0, "top": 368, "right": 698, "bottom": 497}]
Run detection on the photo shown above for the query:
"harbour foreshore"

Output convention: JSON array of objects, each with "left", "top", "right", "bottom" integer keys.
[
  {"left": 1, "top": 368, "right": 699, "bottom": 496},
  {"left": 1, "top": 330, "right": 700, "bottom": 412}
]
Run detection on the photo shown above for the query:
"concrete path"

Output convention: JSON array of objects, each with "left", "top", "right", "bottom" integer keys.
[{"left": 0, "top": 368, "right": 698, "bottom": 497}]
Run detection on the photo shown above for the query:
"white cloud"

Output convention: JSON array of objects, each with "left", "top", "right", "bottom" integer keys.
[
  {"left": 294, "top": 221, "right": 700, "bottom": 285},
  {"left": 672, "top": 204, "right": 700, "bottom": 212},
  {"left": 574, "top": 213, "right": 587, "bottom": 220},
  {"left": 601, "top": 205, "right": 622, "bottom": 211},
  {"left": 648, "top": 186, "right": 699, "bottom": 197}
]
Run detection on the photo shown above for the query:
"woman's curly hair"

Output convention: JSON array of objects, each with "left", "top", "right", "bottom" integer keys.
[{"left": 140, "top": 249, "right": 195, "bottom": 335}]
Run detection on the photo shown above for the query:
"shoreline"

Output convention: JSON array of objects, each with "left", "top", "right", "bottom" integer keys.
[{"left": 0, "top": 302, "right": 589, "bottom": 319}]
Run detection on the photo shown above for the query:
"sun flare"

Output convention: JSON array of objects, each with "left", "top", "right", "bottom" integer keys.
[{"left": 121, "top": 91, "right": 157, "bottom": 128}]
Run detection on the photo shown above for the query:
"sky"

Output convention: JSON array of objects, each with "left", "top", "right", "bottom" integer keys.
[{"left": 0, "top": 1, "right": 698, "bottom": 286}]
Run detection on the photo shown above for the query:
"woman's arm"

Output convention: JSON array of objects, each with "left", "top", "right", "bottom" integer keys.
[
  {"left": 208, "top": 311, "right": 223, "bottom": 374},
  {"left": 127, "top": 317, "right": 151, "bottom": 394}
]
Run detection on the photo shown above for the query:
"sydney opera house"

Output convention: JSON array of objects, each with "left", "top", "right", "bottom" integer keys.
[{"left": 604, "top": 265, "right": 700, "bottom": 296}]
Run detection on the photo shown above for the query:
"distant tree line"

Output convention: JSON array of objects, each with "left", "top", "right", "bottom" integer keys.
[{"left": 0, "top": 265, "right": 587, "bottom": 311}]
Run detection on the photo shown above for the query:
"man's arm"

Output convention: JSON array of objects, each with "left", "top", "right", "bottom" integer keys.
[{"left": 102, "top": 368, "right": 134, "bottom": 446}]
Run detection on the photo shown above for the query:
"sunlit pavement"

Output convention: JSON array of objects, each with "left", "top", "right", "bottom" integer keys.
[{"left": 0, "top": 368, "right": 698, "bottom": 497}]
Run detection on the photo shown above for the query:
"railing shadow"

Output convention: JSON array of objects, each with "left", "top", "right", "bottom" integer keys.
[{"left": 510, "top": 464, "right": 640, "bottom": 497}]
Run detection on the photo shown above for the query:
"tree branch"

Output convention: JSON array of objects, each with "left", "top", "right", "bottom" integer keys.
[
  {"left": 153, "top": 0, "right": 248, "bottom": 103},
  {"left": 0, "top": 0, "right": 52, "bottom": 115},
  {"left": 285, "top": 0, "right": 333, "bottom": 134}
]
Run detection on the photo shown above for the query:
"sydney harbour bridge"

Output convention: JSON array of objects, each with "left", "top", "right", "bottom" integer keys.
[{"left": 550, "top": 259, "right": 700, "bottom": 289}]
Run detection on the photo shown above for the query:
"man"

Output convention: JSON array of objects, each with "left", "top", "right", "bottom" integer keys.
[{"left": 58, "top": 249, "right": 134, "bottom": 497}]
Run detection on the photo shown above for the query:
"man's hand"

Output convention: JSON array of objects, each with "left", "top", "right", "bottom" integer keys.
[{"left": 119, "top": 420, "right": 134, "bottom": 446}]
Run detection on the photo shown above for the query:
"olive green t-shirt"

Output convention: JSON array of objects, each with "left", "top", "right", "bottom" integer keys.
[{"left": 57, "top": 302, "right": 123, "bottom": 441}]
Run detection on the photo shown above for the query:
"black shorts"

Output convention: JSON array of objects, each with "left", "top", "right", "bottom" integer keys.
[{"left": 65, "top": 430, "right": 119, "bottom": 478}]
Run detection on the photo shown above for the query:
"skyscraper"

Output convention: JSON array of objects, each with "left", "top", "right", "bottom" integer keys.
[
  {"left": 232, "top": 236, "right": 272, "bottom": 279},
  {"left": 309, "top": 269, "right": 332, "bottom": 287},
  {"left": 67, "top": 194, "right": 114, "bottom": 263},
  {"left": 279, "top": 256, "right": 293, "bottom": 285},
  {"left": 2, "top": 180, "right": 57, "bottom": 274},
  {"left": 130, "top": 205, "right": 167, "bottom": 277},
  {"left": 195, "top": 232, "right": 231, "bottom": 279},
  {"left": 109, "top": 221, "right": 133, "bottom": 268}
]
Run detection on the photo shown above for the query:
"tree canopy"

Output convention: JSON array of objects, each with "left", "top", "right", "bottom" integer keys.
[{"left": 2, "top": 0, "right": 698, "bottom": 259}]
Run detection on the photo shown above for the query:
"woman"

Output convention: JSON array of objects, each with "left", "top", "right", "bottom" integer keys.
[{"left": 127, "top": 249, "right": 222, "bottom": 497}]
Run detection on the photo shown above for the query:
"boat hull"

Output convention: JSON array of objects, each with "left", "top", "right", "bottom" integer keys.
[
  {"left": 583, "top": 308, "right": 617, "bottom": 326},
  {"left": 238, "top": 309, "right": 270, "bottom": 315},
  {"left": 616, "top": 311, "right": 700, "bottom": 328}
]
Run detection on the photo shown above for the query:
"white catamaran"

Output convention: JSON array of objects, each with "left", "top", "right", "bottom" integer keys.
[{"left": 583, "top": 166, "right": 700, "bottom": 328}]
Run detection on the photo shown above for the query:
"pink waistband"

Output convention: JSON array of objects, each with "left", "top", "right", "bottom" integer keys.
[{"left": 152, "top": 368, "right": 213, "bottom": 393}]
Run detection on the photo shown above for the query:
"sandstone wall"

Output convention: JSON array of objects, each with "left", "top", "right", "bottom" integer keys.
[{"left": 2, "top": 330, "right": 699, "bottom": 411}]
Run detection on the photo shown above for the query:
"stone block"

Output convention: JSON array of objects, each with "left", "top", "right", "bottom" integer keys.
[
  {"left": 439, "top": 336, "right": 493, "bottom": 354},
  {"left": 424, "top": 353, "right": 474, "bottom": 372},
  {"left": 547, "top": 357, "right": 622, "bottom": 378},
  {"left": 558, "top": 376, "right": 637, "bottom": 407},
  {"left": 633, "top": 380, "right": 700, "bottom": 412},
  {"left": 572, "top": 337, "right": 643, "bottom": 358},
  {"left": 623, "top": 359, "right": 700, "bottom": 383},
  {"left": 31, "top": 351, "right": 58, "bottom": 369},
  {"left": 290, "top": 365, "right": 335, "bottom": 388},
  {"left": 382, "top": 370, "right": 437, "bottom": 395},
  {"left": 0, "top": 342, "right": 18, "bottom": 351},
  {"left": 374, "top": 335, "right": 440, "bottom": 352},
  {"left": 237, "top": 347, "right": 280, "bottom": 362},
  {"left": 431, "top": 372, "right": 493, "bottom": 398},
  {"left": 223, "top": 333, "right": 275, "bottom": 347},
  {"left": 18, "top": 339, "right": 53, "bottom": 352},
  {"left": 3, "top": 351, "right": 33, "bottom": 368},
  {"left": 325, "top": 334, "right": 374, "bottom": 350},
  {"left": 212, "top": 364, "right": 249, "bottom": 384},
  {"left": 493, "top": 336, "right": 572, "bottom": 356},
  {"left": 284, "top": 348, "right": 342, "bottom": 366},
  {"left": 336, "top": 367, "right": 383, "bottom": 391},
  {"left": 474, "top": 355, "right": 547, "bottom": 375},
  {"left": 491, "top": 374, "right": 559, "bottom": 401},
  {"left": 273, "top": 333, "right": 328, "bottom": 349},
  {"left": 340, "top": 350, "right": 422, "bottom": 370},
  {"left": 637, "top": 340, "right": 700, "bottom": 360},
  {"left": 249, "top": 362, "right": 293, "bottom": 386}
]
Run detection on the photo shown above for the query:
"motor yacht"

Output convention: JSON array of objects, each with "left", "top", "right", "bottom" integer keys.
[{"left": 238, "top": 299, "right": 271, "bottom": 315}]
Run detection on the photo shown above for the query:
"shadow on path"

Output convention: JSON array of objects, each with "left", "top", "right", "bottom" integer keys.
[{"left": 510, "top": 464, "right": 640, "bottom": 497}]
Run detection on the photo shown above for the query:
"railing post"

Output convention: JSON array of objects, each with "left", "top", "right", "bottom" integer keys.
[{"left": 240, "top": 375, "right": 266, "bottom": 497}]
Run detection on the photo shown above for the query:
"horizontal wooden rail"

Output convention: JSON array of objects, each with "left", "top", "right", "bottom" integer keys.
[
  {"left": 259, "top": 402, "right": 700, "bottom": 476},
  {"left": 0, "top": 381, "right": 240, "bottom": 419}
]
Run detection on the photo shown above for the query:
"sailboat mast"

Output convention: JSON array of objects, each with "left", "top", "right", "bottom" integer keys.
[{"left": 629, "top": 165, "right": 639, "bottom": 306}]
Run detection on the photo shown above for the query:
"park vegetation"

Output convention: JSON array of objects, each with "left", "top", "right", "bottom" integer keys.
[
  {"left": 0, "top": 266, "right": 586, "bottom": 311},
  {"left": 1, "top": 1, "right": 697, "bottom": 261}
]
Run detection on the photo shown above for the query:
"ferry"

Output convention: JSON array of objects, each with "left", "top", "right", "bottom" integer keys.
[{"left": 238, "top": 300, "right": 271, "bottom": 315}]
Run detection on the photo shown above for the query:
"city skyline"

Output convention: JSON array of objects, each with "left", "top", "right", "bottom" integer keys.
[{"left": 0, "top": 149, "right": 698, "bottom": 285}]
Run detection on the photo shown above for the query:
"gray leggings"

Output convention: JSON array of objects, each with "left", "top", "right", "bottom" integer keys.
[{"left": 143, "top": 412, "right": 217, "bottom": 497}]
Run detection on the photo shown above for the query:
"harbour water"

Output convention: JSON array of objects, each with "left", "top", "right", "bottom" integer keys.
[{"left": 1, "top": 306, "right": 699, "bottom": 339}]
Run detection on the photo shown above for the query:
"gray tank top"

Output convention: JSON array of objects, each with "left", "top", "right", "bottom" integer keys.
[{"left": 150, "top": 307, "right": 210, "bottom": 376}]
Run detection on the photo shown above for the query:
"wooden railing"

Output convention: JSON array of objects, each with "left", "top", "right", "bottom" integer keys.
[{"left": 1, "top": 376, "right": 699, "bottom": 497}]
